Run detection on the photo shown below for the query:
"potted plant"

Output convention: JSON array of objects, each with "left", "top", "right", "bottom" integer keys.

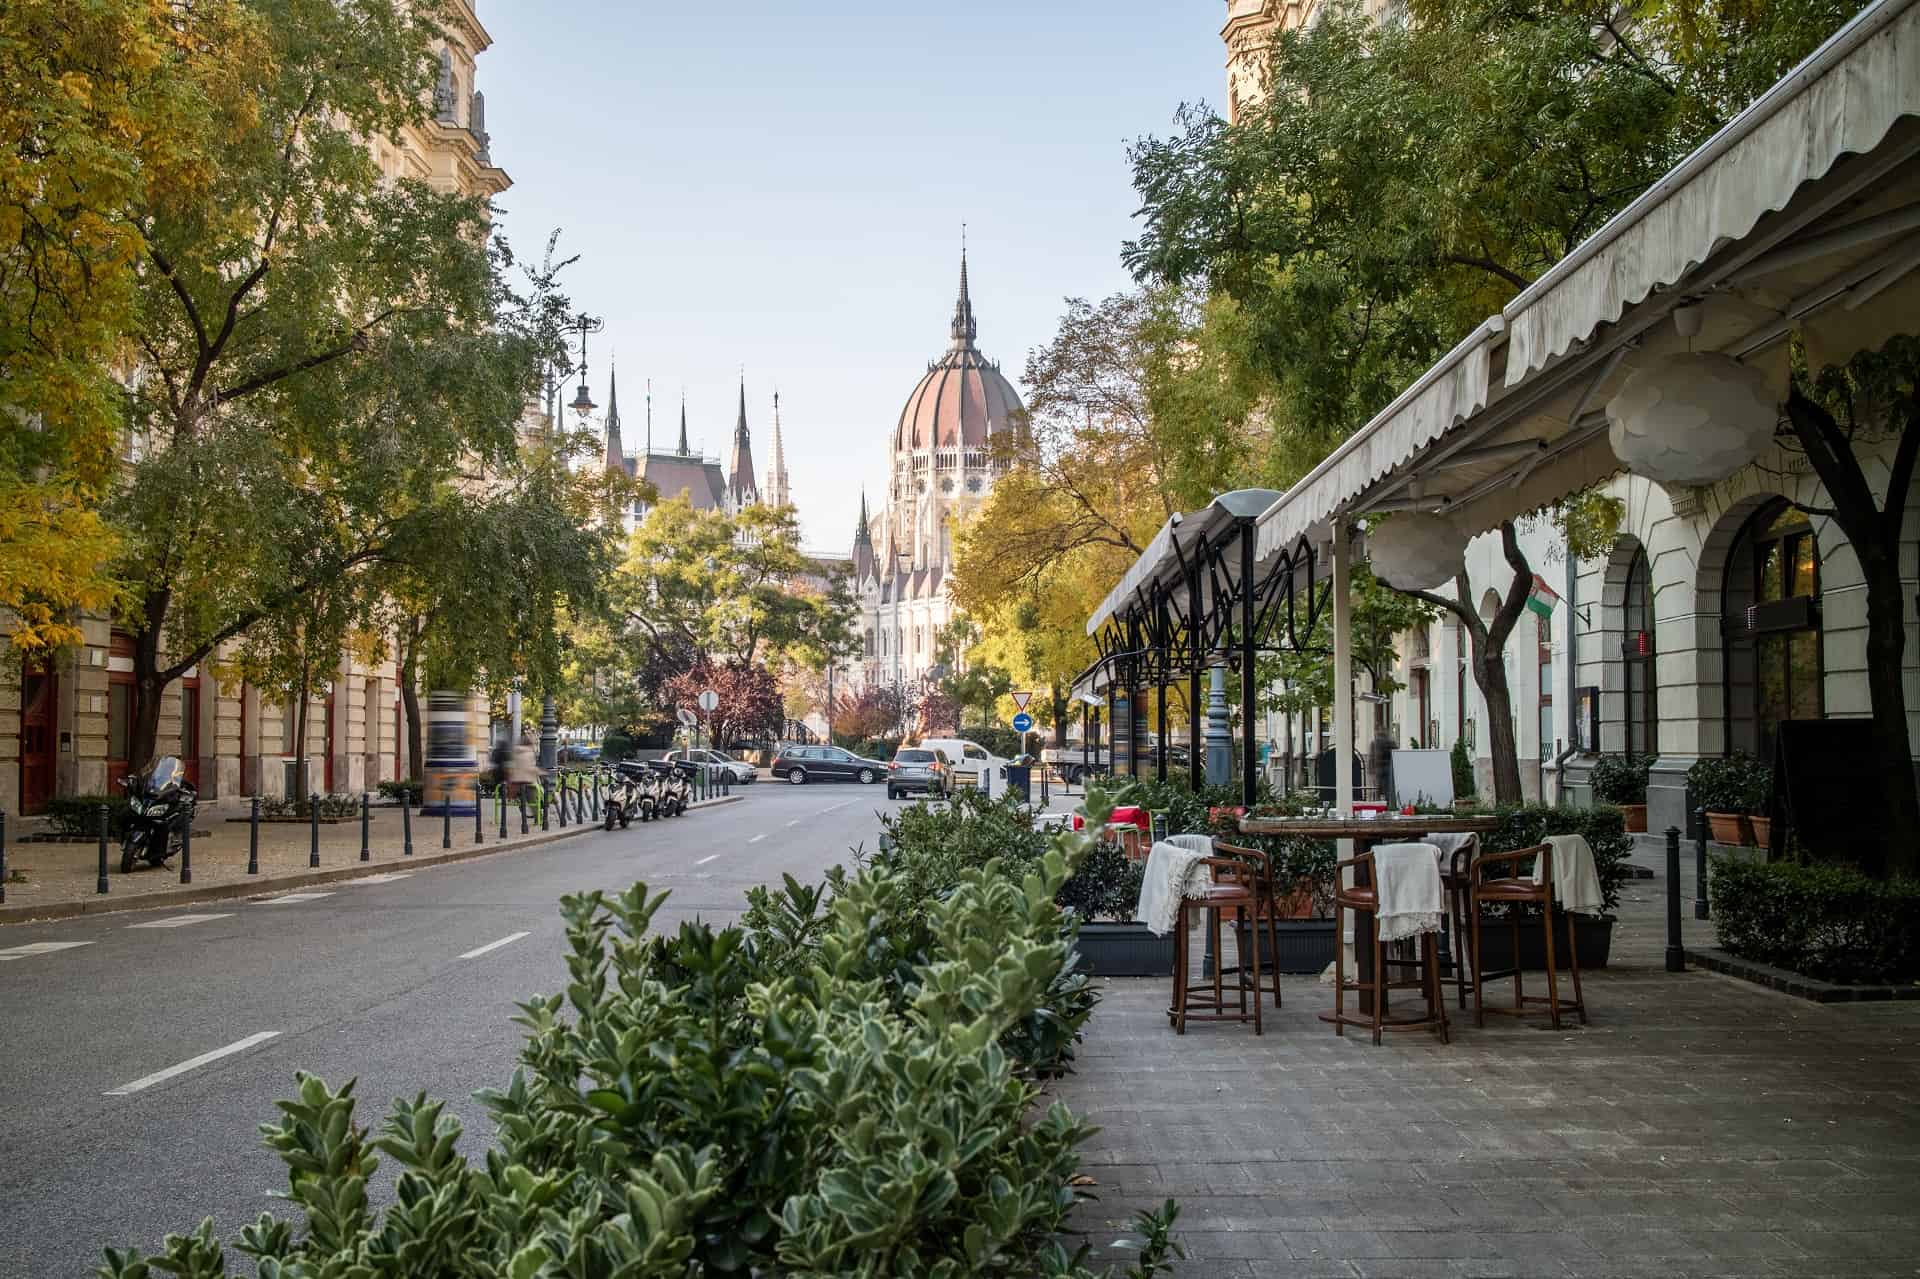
[
  {"left": 1057, "top": 839, "right": 1171, "bottom": 976},
  {"left": 1686, "top": 753, "right": 1771, "bottom": 846},
  {"left": 1589, "top": 754, "right": 1650, "bottom": 832}
]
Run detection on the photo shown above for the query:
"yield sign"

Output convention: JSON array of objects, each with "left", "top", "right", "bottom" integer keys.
[{"left": 1010, "top": 691, "right": 1033, "bottom": 712}]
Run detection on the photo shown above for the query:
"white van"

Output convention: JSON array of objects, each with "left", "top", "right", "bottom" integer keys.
[{"left": 913, "top": 738, "right": 1008, "bottom": 798}]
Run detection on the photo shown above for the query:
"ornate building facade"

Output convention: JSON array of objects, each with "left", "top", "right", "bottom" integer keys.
[
  {"left": 604, "top": 374, "right": 790, "bottom": 536},
  {"left": 1222, "top": 0, "right": 1401, "bottom": 123},
  {"left": 850, "top": 253, "right": 1024, "bottom": 688}
]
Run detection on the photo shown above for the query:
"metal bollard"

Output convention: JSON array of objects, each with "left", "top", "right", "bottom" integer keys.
[
  {"left": 401, "top": 792, "right": 413, "bottom": 857},
  {"left": 309, "top": 797, "right": 320, "bottom": 868},
  {"left": 97, "top": 804, "right": 110, "bottom": 894},
  {"left": 474, "top": 784, "right": 484, "bottom": 845},
  {"left": 179, "top": 816, "right": 192, "bottom": 884},
  {"left": 1664, "top": 825, "right": 1685, "bottom": 973},
  {"left": 441, "top": 790, "right": 452, "bottom": 849},
  {"left": 556, "top": 777, "right": 568, "bottom": 827},
  {"left": 0, "top": 806, "right": 7, "bottom": 904},
  {"left": 519, "top": 790, "right": 529, "bottom": 835},
  {"left": 498, "top": 785, "right": 508, "bottom": 839},
  {"left": 593, "top": 774, "right": 601, "bottom": 819},
  {"left": 541, "top": 780, "right": 551, "bottom": 831},
  {"left": 1694, "top": 805, "right": 1710, "bottom": 920},
  {"left": 361, "top": 792, "right": 371, "bottom": 861},
  {"left": 248, "top": 797, "right": 261, "bottom": 874}
]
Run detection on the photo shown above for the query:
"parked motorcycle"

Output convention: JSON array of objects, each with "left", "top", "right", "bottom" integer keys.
[
  {"left": 616, "top": 760, "right": 660, "bottom": 822},
  {"left": 119, "top": 755, "right": 197, "bottom": 873},
  {"left": 601, "top": 763, "right": 637, "bottom": 830},
  {"left": 652, "top": 760, "right": 691, "bottom": 817}
]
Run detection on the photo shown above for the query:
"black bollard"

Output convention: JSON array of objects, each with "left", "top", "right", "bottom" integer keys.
[
  {"left": 1694, "top": 805, "right": 1710, "bottom": 920},
  {"left": 593, "top": 774, "right": 601, "bottom": 819},
  {"left": 1664, "top": 825, "right": 1685, "bottom": 973},
  {"left": 310, "top": 796, "right": 320, "bottom": 868},
  {"left": 0, "top": 806, "right": 7, "bottom": 905},
  {"left": 179, "top": 816, "right": 192, "bottom": 884},
  {"left": 361, "top": 792, "right": 371, "bottom": 861},
  {"left": 441, "top": 788, "right": 451, "bottom": 849},
  {"left": 541, "top": 780, "right": 551, "bottom": 832},
  {"left": 556, "top": 777, "right": 568, "bottom": 828},
  {"left": 248, "top": 797, "right": 260, "bottom": 874},
  {"left": 97, "top": 804, "right": 110, "bottom": 894},
  {"left": 474, "top": 783, "right": 484, "bottom": 845},
  {"left": 519, "top": 790, "right": 529, "bottom": 835},
  {"left": 401, "top": 790, "right": 413, "bottom": 856},
  {"left": 498, "top": 785, "right": 508, "bottom": 839}
]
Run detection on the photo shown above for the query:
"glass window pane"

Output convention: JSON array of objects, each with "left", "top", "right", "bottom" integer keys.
[
  {"left": 1789, "top": 631, "right": 1822, "bottom": 721},
  {"left": 1792, "top": 535, "right": 1817, "bottom": 598},
  {"left": 1759, "top": 542, "right": 1784, "bottom": 603}
]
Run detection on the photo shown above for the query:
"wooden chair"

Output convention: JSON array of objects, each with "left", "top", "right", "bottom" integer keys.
[
  {"left": 1329, "top": 850, "right": 1450, "bottom": 1046},
  {"left": 1212, "top": 840, "right": 1284, "bottom": 1013},
  {"left": 1167, "top": 841, "right": 1279, "bottom": 1035},
  {"left": 1467, "top": 842, "right": 1587, "bottom": 1029},
  {"left": 1105, "top": 822, "right": 1149, "bottom": 863}
]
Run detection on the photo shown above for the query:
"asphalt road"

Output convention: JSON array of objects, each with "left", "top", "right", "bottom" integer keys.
[{"left": 0, "top": 778, "right": 895, "bottom": 1278}]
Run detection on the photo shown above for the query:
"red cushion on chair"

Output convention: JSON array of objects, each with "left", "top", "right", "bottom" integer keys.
[{"left": 1109, "top": 805, "right": 1150, "bottom": 831}]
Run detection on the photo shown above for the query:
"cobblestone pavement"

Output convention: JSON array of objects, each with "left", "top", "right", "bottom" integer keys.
[{"left": 1056, "top": 842, "right": 1920, "bottom": 1279}]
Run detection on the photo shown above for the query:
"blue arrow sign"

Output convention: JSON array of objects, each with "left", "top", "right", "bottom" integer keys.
[{"left": 1012, "top": 712, "right": 1034, "bottom": 733}]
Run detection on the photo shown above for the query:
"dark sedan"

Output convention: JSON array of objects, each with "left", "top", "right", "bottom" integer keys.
[{"left": 770, "top": 744, "right": 887, "bottom": 786}]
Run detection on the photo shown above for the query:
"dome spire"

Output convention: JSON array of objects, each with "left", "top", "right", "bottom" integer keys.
[
  {"left": 677, "top": 391, "right": 689, "bottom": 455},
  {"left": 950, "top": 227, "right": 977, "bottom": 348}
]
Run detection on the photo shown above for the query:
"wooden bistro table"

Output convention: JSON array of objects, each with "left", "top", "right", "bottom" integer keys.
[{"left": 1237, "top": 814, "right": 1501, "bottom": 1017}]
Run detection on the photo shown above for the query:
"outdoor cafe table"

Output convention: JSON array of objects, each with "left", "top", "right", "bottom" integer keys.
[{"left": 1236, "top": 814, "right": 1502, "bottom": 1015}]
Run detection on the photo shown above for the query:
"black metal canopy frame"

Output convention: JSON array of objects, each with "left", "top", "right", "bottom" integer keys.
[{"left": 1075, "top": 519, "right": 1329, "bottom": 805}]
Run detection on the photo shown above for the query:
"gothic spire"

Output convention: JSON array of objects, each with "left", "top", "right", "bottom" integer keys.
[
  {"left": 677, "top": 393, "right": 689, "bottom": 455},
  {"left": 852, "top": 487, "right": 877, "bottom": 581},
  {"left": 602, "top": 363, "right": 624, "bottom": 473},
  {"left": 727, "top": 373, "right": 758, "bottom": 507},
  {"left": 950, "top": 233, "right": 977, "bottom": 348},
  {"left": 765, "top": 391, "right": 791, "bottom": 508}
]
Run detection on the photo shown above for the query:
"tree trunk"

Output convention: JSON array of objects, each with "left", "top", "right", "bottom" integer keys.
[
  {"left": 1050, "top": 684, "right": 1067, "bottom": 747},
  {"left": 127, "top": 589, "right": 172, "bottom": 773},
  {"left": 1863, "top": 562, "right": 1917, "bottom": 876},
  {"left": 400, "top": 623, "right": 425, "bottom": 783},
  {"left": 292, "top": 656, "right": 311, "bottom": 805},
  {"left": 1477, "top": 649, "right": 1523, "bottom": 805}
]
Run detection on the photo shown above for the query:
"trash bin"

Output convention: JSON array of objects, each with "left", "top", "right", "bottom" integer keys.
[{"left": 1004, "top": 764, "right": 1031, "bottom": 801}]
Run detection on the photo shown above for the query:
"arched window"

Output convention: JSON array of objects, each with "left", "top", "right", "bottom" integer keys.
[
  {"left": 1622, "top": 547, "right": 1657, "bottom": 757},
  {"left": 1723, "top": 501, "right": 1822, "bottom": 763}
]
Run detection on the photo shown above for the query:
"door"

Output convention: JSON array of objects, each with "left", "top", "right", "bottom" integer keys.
[
  {"left": 322, "top": 686, "right": 335, "bottom": 794},
  {"left": 18, "top": 660, "right": 57, "bottom": 814},
  {"left": 178, "top": 676, "right": 201, "bottom": 790},
  {"left": 821, "top": 747, "right": 854, "bottom": 780}
]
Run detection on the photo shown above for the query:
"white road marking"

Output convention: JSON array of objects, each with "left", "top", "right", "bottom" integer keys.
[
  {"left": 0, "top": 941, "right": 93, "bottom": 961},
  {"left": 785, "top": 820, "right": 800, "bottom": 828},
  {"left": 125, "top": 914, "right": 232, "bottom": 930},
  {"left": 458, "top": 931, "right": 530, "bottom": 960},
  {"left": 105, "top": 1031, "right": 280, "bottom": 1096},
  {"left": 747, "top": 834, "right": 766, "bottom": 844},
  {"left": 694, "top": 854, "right": 720, "bottom": 866},
  {"left": 351, "top": 872, "right": 412, "bottom": 885},
  {"left": 258, "top": 892, "right": 334, "bottom": 905},
  {"left": 819, "top": 801, "right": 851, "bottom": 814}
]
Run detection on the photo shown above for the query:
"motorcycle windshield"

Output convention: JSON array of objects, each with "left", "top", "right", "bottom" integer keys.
[{"left": 143, "top": 757, "right": 185, "bottom": 795}]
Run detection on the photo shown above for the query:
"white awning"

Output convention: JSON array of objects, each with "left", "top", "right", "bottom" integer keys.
[{"left": 1085, "top": 488, "right": 1280, "bottom": 636}]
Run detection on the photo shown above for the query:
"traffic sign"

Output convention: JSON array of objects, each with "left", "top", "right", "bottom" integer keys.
[
  {"left": 697, "top": 689, "right": 719, "bottom": 712},
  {"left": 1012, "top": 712, "right": 1034, "bottom": 734},
  {"left": 1011, "top": 691, "right": 1033, "bottom": 712},
  {"left": 676, "top": 708, "right": 697, "bottom": 727}
]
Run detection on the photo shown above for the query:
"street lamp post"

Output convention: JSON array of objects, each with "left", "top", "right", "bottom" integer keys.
[{"left": 539, "top": 311, "right": 603, "bottom": 772}]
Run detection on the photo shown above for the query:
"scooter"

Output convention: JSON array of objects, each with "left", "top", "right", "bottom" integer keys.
[
  {"left": 651, "top": 760, "right": 691, "bottom": 817},
  {"left": 119, "top": 755, "right": 197, "bottom": 873},
  {"left": 601, "top": 764, "right": 637, "bottom": 830},
  {"left": 616, "top": 760, "right": 659, "bottom": 822}
]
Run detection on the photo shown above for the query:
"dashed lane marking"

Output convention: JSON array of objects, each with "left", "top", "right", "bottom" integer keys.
[
  {"left": 125, "top": 914, "right": 232, "bottom": 930},
  {"left": 0, "top": 941, "right": 93, "bottom": 961},
  {"left": 258, "top": 892, "right": 335, "bottom": 905},
  {"left": 694, "top": 854, "right": 720, "bottom": 866},
  {"left": 458, "top": 931, "right": 530, "bottom": 961},
  {"left": 747, "top": 834, "right": 765, "bottom": 844},
  {"left": 105, "top": 1031, "right": 280, "bottom": 1097},
  {"left": 350, "top": 872, "right": 413, "bottom": 885},
  {"left": 785, "top": 820, "right": 800, "bottom": 828}
]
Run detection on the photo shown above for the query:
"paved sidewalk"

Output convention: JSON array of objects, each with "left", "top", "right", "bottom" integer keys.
[
  {"left": 0, "top": 793, "right": 735, "bottom": 923},
  {"left": 1057, "top": 843, "right": 1920, "bottom": 1279}
]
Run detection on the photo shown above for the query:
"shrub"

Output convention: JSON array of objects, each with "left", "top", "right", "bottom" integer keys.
[
  {"left": 1451, "top": 738, "right": 1477, "bottom": 800},
  {"left": 375, "top": 779, "right": 423, "bottom": 804},
  {"left": 1712, "top": 859, "right": 1920, "bottom": 984},
  {"left": 259, "top": 793, "right": 360, "bottom": 820},
  {"left": 42, "top": 794, "right": 132, "bottom": 838},
  {"left": 1482, "top": 803, "right": 1633, "bottom": 916},
  {"left": 600, "top": 731, "right": 637, "bottom": 761},
  {"left": 100, "top": 808, "right": 1183, "bottom": 1278},
  {"left": 1056, "top": 837, "right": 1146, "bottom": 923},
  {"left": 1590, "top": 754, "right": 1650, "bottom": 805},
  {"left": 1687, "top": 752, "right": 1771, "bottom": 815}
]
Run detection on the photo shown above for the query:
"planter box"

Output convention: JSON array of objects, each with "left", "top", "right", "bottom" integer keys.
[
  {"left": 1072, "top": 921, "right": 1174, "bottom": 977},
  {"left": 1204, "top": 918, "right": 1340, "bottom": 977},
  {"left": 1469, "top": 913, "right": 1614, "bottom": 970},
  {"left": 1706, "top": 811, "right": 1753, "bottom": 846},
  {"left": 1619, "top": 803, "right": 1648, "bottom": 833}
]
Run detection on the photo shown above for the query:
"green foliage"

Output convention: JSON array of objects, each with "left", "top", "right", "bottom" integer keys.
[
  {"left": 1687, "top": 752, "right": 1772, "bottom": 816},
  {"left": 99, "top": 795, "right": 1183, "bottom": 1278},
  {"left": 1451, "top": 739, "right": 1477, "bottom": 800},
  {"left": 1712, "top": 859, "right": 1920, "bottom": 985},
  {"left": 599, "top": 731, "right": 637, "bottom": 762},
  {"left": 259, "top": 794, "right": 360, "bottom": 820},
  {"left": 1260, "top": 562, "right": 1439, "bottom": 715},
  {"left": 374, "top": 779, "right": 422, "bottom": 805},
  {"left": 41, "top": 795, "right": 133, "bottom": 839},
  {"left": 1481, "top": 804, "right": 1634, "bottom": 917},
  {"left": 1054, "top": 839, "right": 1146, "bottom": 924},
  {"left": 1590, "top": 755, "right": 1651, "bottom": 806}
]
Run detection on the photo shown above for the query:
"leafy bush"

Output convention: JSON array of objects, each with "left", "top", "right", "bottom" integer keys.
[
  {"left": 1056, "top": 837, "right": 1146, "bottom": 923},
  {"left": 1589, "top": 754, "right": 1650, "bottom": 805},
  {"left": 101, "top": 805, "right": 1182, "bottom": 1278},
  {"left": 1712, "top": 859, "right": 1920, "bottom": 984},
  {"left": 1482, "top": 803, "right": 1633, "bottom": 916},
  {"left": 600, "top": 731, "right": 637, "bottom": 761},
  {"left": 1687, "top": 752, "right": 1771, "bottom": 815},
  {"left": 375, "top": 779, "right": 423, "bottom": 805},
  {"left": 41, "top": 794, "right": 132, "bottom": 838},
  {"left": 259, "top": 793, "right": 360, "bottom": 820},
  {"left": 964, "top": 727, "right": 1026, "bottom": 760},
  {"left": 1451, "top": 738, "right": 1477, "bottom": 800}
]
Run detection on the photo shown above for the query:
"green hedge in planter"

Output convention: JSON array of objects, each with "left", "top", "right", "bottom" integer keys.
[
  {"left": 1711, "top": 859, "right": 1920, "bottom": 984},
  {"left": 1481, "top": 804, "right": 1632, "bottom": 917},
  {"left": 1589, "top": 755, "right": 1650, "bottom": 805},
  {"left": 375, "top": 779, "right": 423, "bottom": 804},
  {"left": 1686, "top": 752, "right": 1771, "bottom": 815},
  {"left": 41, "top": 794, "right": 132, "bottom": 838}
]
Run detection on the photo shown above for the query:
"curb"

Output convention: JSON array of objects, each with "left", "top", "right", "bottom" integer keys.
[
  {"left": 0, "top": 794, "right": 743, "bottom": 927},
  {"left": 1687, "top": 945, "right": 1920, "bottom": 1004}
]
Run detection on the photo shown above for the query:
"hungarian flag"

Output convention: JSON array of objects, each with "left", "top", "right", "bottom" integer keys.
[{"left": 1526, "top": 573, "right": 1561, "bottom": 619}]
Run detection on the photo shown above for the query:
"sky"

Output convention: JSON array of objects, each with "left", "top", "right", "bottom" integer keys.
[{"left": 479, "top": 1, "right": 1225, "bottom": 551}]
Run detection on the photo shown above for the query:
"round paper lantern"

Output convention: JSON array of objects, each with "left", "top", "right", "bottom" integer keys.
[
  {"left": 1606, "top": 353, "right": 1777, "bottom": 488},
  {"left": 1367, "top": 512, "right": 1467, "bottom": 591}
]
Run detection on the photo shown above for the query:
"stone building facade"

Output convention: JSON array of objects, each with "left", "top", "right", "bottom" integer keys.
[
  {"left": 2, "top": 2, "right": 510, "bottom": 815},
  {"left": 1221, "top": 0, "right": 1401, "bottom": 124}
]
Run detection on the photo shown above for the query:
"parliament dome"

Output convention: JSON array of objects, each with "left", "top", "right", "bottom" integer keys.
[{"left": 894, "top": 254, "right": 1025, "bottom": 453}]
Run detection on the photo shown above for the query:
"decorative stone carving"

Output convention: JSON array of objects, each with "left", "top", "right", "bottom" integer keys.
[
  {"left": 433, "top": 48, "right": 457, "bottom": 124},
  {"left": 469, "top": 89, "right": 489, "bottom": 162},
  {"left": 1367, "top": 511, "right": 1467, "bottom": 591},
  {"left": 1606, "top": 352, "right": 1778, "bottom": 488}
]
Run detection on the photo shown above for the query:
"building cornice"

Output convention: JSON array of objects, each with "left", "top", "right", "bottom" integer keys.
[{"left": 444, "top": 1, "right": 491, "bottom": 56}]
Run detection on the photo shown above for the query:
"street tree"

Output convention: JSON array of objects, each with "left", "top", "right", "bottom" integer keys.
[
  {"left": 0, "top": 0, "right": 264, "bottom": 652},
  {"left": 217, "top": 582, "right": 362, "bottom": 803},
  {"left": 934, "top": 618, "right": 1012, "bottom": 732},
  {"left": 105, "top": 0, "right": 568, "bottom": 771},
  {"left": 661, "top": 659, "right": 782, "bottom": 751}
]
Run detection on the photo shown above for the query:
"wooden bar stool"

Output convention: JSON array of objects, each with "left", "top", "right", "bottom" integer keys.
[
  {"left": 1167, "top": 838, "right": 1278, "bottom": 1035},
  {"left": 1468, "top": 841, "right": 1587, "bottom": 1029},
  {"left": 1326, "top": 847, "right": 1450, "bottom": 1046}
]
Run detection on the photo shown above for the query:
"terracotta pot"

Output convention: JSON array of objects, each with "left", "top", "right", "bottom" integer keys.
[
  {"left": 1276, "top": 878, "right": 1318, "bottom": 920},
  {"left": 1707, "top": 811, "right": 1749, "bottom": 845},
  {"left": 1749, "top": 816, "right": 1772, "bottom": 849},
  {"left": 1619, "top": 803, "right": 1648, "bottom": 834}
]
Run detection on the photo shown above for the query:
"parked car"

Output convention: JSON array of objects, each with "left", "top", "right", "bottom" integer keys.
[
  {"left": 663, "top": 748, "right": 756, "bottom": 784},
  {"left": 770, "top": 744, "right": 887, "bottom": 785},
  {"left": 913, "top": 737, "right": 1008, "bottom": 797},
  {"left": 887, "top": 747, "right": 951, "bottom": 800}
]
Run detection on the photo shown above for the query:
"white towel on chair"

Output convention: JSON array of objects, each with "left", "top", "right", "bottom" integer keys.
[
  {"left": 1135, "top": 838, "right": 1212, "bottom": 936},
  {"left": 1373, "top": 842, "right": 1445, "bottom": 942},
  {"left": 1538, "top": 834, "right": 1605, "bottom": 916}
]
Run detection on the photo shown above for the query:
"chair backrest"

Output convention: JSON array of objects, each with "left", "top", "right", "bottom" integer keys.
[{"left": 1164, "top": 833, "right": 1213, "bottom": 856}]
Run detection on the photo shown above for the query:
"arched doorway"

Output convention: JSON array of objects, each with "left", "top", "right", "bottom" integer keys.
[
  {"left": 1722, "top": 500, "right": 1823, "bottom": 762},
  {"left": 1622, "top": 546, "right": 1657, "bottom": 758},
  {"left": 18, "top": 658, "right": 57, "bottom": 814}
]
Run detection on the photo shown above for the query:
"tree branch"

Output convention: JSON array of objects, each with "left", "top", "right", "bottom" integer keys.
[
  {"left": 1442, "top": 254, "right": 1533, "bottom": 292},
  {"left": 213, "top": 310, "right": 394, "bottom": 403}
]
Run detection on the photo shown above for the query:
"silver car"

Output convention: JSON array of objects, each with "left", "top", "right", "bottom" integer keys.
[{"left": 663, "top": 748, "right": 757, "bottom": 784}]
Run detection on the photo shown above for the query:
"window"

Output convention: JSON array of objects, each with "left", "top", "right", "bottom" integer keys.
[
  {"left": 1622, "top": 547, "right": 1657, "bottom": 757},
  {"left": 1724, "top": 502, "right": 1822, "bottom": 762},
  {"left": 1537, "top": 614, "right": 1553, "bottom": 797}
]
